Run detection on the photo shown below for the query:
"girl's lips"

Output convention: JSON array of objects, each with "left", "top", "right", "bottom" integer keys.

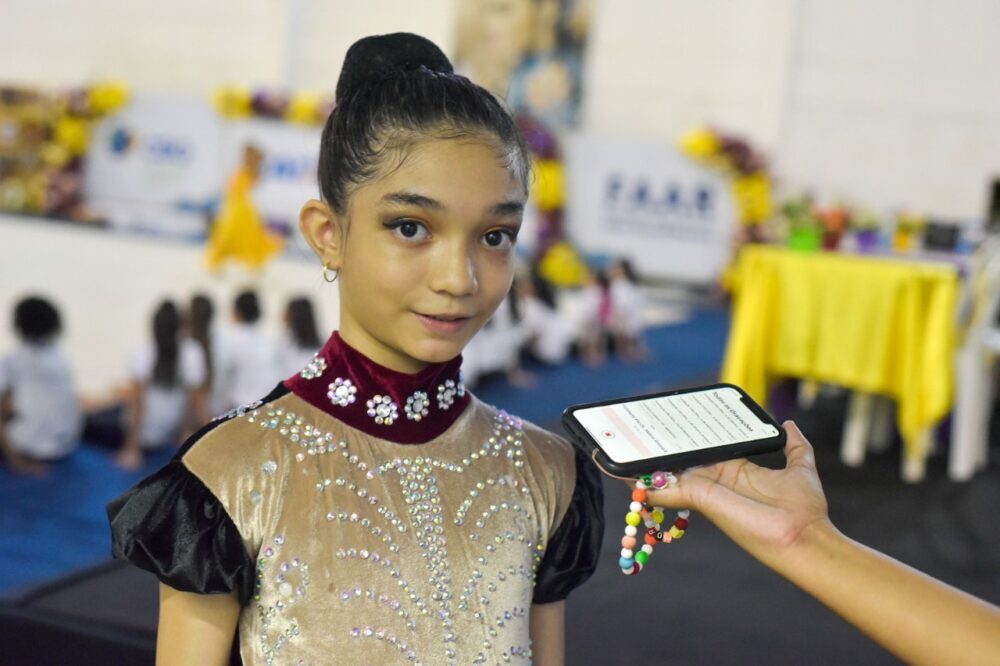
[{"left": 414, "top": 312, "right": 473, "bottom": 335}]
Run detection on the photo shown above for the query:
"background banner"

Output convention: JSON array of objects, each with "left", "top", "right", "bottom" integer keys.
[{"left": 564, "top": 132, "right": 738, "bottom": 284}]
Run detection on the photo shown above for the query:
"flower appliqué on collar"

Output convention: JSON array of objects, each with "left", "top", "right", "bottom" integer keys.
[
  {"left": 327, "top": 377, "right": 357, "bottom": 408},
  {"left": 366, "top": 394, "right": 399, "bottom": 426}
]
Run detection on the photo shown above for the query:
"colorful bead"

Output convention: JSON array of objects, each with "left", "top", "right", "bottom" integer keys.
[
  {"left": 644, "top": 533, "right": 658, "bottom": 546},
  {"left": 635, "top": 550, "right": 650, "bottom": 566},
  {"left": 669, "top": 526, "right": 685, "bottom": 539},
  {"left": 678, "top": 510, "right": 691, "bottom": 519},
  {"left": 651, "top": 509, "right": 665, "bottom": 524},
  {"left": 629, "top": 501, "right": 643, "bottom": 513},
  {"left": 621, "top": 536, "right": 637, "bottom": 549},
  {"left": 625, "top": 512, "right": 642, "bottom": 527},
  {"left": 651, "top": 471, "right": 668, "bottom": 489},
  {"left": 632, "top": 489, "right": 647, "bottom": 503},
  {"left": 620, "top": 474, "right": 692, "bottom": 575},
  {"left": 619, "top": 557, "right": 634, "bottom": 569},
  {"left": 675, "top": 517, "right": 689, "bottom": 530},
  {"left": 641, "top": 474, "right": 653, "bottom": 487},
  {"left": 641, "top": 544, "right": 653, "bottom": 555},
  {"left": 624, "top": 525, "right": 638, "bottom": 537},
  {"left": 620, "top": 548, "right": 633, "bottom": 559}
]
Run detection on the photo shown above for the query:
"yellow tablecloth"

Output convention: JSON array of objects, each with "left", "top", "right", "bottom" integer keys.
[{"left": 721, "top": 245, "right": 960, "bottom": 462}]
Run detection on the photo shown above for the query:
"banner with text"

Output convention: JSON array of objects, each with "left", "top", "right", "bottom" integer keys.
[{"left": 564, "top": 133, "right": 737, "bottom": 284}]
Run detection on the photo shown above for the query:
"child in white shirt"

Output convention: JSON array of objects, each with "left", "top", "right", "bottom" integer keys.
[{"left": 0, "top": 296, "right": 81, "bottom": 474}]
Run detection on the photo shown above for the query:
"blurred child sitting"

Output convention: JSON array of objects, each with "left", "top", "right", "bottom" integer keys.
[
  {"left": 0, "top": 296, "right": 82, "bottom": 475},
  {"left": 116, "top": 300, "right": 208, "bottom": 470},
  {"left": 609, "top": 258, "right": 648, "bottom": 360},
  {"left": 214, "top": 290, "right": 280, "bottom": 410},
  {"left": 518, "top": 269, "right": 574, "bottom": 365},
  {"left": 577, "top": 267, "right": 613, "bottom": 366},
  {"left": 276, "top": 296, "right": 322, "bottom": 378}
]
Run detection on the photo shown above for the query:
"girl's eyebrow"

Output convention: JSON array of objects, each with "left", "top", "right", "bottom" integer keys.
[
  {"left": 379, "top": 191, "right": 524, "bottom": 218},
  {"left": 380, "top": 192, "right": 444, "bottom": 210}
]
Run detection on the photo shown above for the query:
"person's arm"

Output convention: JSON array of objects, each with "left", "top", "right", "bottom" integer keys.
[
  {"left": 643, "top": 422, "right": 1000, "bottom": 665},
  {"left": 116, "top": 379, "right": 145, "bottom": 469},
  {"left": 529, "top": 600, "right": 565, "bottom": 666},
  {"left": 156, "top": 584, "right": 240, "bottom": 666}
]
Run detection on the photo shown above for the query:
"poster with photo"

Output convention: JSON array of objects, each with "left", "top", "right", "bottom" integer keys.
[{"left": 454, "top": 0, "right": 591, "bottom": 131}]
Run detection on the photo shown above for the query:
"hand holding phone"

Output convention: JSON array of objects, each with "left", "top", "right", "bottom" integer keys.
[{"left": 562, "top": 383, "right": 786, "bottom": 476}]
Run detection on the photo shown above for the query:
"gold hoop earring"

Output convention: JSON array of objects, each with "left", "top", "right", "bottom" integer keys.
[{"left": 322, "top": 264, "right": 339, "bottom": 283}]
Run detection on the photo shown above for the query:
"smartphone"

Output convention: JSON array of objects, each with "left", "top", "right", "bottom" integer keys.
[{"left": 562, "top": 383, "right": 786, "bottom": 477}]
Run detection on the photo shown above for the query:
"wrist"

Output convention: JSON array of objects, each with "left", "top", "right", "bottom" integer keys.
[{"left": 776, "top": 517, "right": 848, "bottom": 580}]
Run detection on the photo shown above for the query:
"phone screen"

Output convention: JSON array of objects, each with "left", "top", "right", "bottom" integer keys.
[{"left": 572, "top": 386, "right": 780, "bottom": 463}]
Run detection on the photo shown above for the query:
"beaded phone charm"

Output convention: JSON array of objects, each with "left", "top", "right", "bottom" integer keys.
[
  {"left": 619, "top": 472, "right": 690, "bottom": 575},
  {"left": 589, "top": 450, "right": 692, "bottom": 574}
]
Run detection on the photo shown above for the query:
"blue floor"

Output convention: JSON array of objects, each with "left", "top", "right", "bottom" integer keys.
[{"left": 0, "top": 305, "right": 729, "bottom": 597}]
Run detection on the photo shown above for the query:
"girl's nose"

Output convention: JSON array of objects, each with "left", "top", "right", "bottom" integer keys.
[{"left": 430, "top": 245, "right": 478, "bottom": 297}]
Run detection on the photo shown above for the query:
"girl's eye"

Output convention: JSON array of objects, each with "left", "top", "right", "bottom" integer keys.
[
  {"left": 388, "top": 220, "right": 429, "bottom": 241},
  {"left": 482, "top": 229, "right": 516, "bottom": 250}
]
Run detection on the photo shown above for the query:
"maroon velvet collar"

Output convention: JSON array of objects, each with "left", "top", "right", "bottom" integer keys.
[{"left": 282, "top": 331, "right": 469, "bottom": 444}]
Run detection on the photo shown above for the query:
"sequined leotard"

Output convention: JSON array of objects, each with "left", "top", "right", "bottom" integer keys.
[{"left": 108, "top": 332, "right": 603, "bottom": 665}]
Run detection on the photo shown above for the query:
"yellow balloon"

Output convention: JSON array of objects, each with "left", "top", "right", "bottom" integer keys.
[
  {"left": 88, "top": 80, "right": 130, "bottom": 115},
  {"left": 732, "top": 172, "right": 774, "bottom": 225},
  {"left": 531, "top": 159, "right": 565, "bottom": 211},
  {"left": 538, "top": 241, "right": 588, "bottom": 288},
  {"left": 54, "top": 116, "right": 90, "bottom": 156},
  {"left": 679, "top": 127, "right": 721, "bottom": 160},
  {"left": 213, "top": 87, "right": 252, "bottom": 118},
  {"left": 285, "top": 91, "right": 322, "bottom": 124}
]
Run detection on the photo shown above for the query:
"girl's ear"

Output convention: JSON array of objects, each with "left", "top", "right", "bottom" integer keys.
[{"left": 299, "top": 199, "right": 346, "bottom": 269}]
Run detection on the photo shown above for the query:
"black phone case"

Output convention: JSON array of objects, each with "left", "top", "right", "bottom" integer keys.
[{"left": 561, "top": 383, "right": 786, "bottom": 476}]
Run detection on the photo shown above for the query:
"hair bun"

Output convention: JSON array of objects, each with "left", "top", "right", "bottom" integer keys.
[{"left": 336, "top": 33, "right": 454, "bottom": 103}]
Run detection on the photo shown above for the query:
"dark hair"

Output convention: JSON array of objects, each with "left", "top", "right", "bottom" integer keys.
[
  {"left": 319, "top": 33, "right": 530, "bottom": 214},
  {"left": 151, "top": 301, "right": 180, "bottom": 387},
  {"left": 286, "top": 297, "right": 321, "bottom": 349},
  {"left": 13, "top": 296, "right": 61, "bottom": 343},
  {"left": 234, "top": 290, "right": 261, "bottom": 323},
  {"left": 188, "top": 294, "right": 214, "bottom": 386},
  {"left": 529, "top": 268, "right": 558, "bottom": 310},
  {"left": 617, "top": 258, "right": 639, "bottom": 284}
]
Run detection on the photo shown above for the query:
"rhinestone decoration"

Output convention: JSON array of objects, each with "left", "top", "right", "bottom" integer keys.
[
  {"left": 327, "top": 377, "right": 357, "bottom": 407},
  {"left": 215, "top": 399, "right": 263, "bottom": 422},
  {"left": 366, "top": 394, "right": 399, "bottom": 425},
  {"left": 256, "top": 540, "right": 309, "bottom": 665},
  {"left": 299, "top": 354, "right": 328, "bottom": 380},
  {"left": 404, "top": 391, "right": 430, "bottom": 421},
  {"left": 252, "top": 403, "right": 541, "bottom": 662},
  {"left": 436, "top": 379, "right": 458, "bottom": 410},
  {"left": 261, "top": 460, "right": 278, "bottom": 475}
]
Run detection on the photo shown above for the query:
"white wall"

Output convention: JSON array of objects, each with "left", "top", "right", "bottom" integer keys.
[
  {"left": 1, "top": 1, "right": 998, "bottom": 215},
  {"left": 0, "top": 215, "right": 340, "bottom": 395}
]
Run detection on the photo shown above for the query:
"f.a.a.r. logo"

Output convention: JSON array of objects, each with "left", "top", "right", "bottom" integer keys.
[{"left": 109, "top": 126, "right": 134, "bottom": 156}]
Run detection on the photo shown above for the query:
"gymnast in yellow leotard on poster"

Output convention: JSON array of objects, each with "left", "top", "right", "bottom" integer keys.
[{"left": 205, "top": 144, "right": 284, "bottom": 272}]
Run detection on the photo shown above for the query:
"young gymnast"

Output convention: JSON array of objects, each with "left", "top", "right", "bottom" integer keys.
[{"left": 108, "top": 33, "right": 603, "bottom": 665}]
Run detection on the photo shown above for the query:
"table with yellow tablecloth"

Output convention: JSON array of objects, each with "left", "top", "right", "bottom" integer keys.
[{"left": 721, "top": 245, "right": 960, "bottom": 478}]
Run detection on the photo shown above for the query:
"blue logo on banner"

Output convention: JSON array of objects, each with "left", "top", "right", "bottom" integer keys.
[
  {"left": 603, "top": 174, "right": 716, "bottom": 238},
  {"left": 109, "top": 127, "right": 134, "bottom": 156},
  {"left": 143, "top": 135, "right": 193, "bottom": 164},
  {"left": 605, "top": 174, "right": 714, "bottom": 215},
  {"left": 265, "top": 155, "right": 316, "bottom": 182}
]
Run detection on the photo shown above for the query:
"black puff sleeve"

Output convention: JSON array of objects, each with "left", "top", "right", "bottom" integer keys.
[
  {"left": 532, "top": 444, "right": 605, "bottom": 604},
  {"left": 106, "top": 459, "right": 255, "bottom": 605}
]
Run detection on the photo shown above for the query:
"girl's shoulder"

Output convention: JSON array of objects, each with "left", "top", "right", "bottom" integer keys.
[
  {"left": 465, "top": 396, "right": 580, "bottom": 469},
  {"left": 178, "top": 383, "right": 325, "bottom": 476}
]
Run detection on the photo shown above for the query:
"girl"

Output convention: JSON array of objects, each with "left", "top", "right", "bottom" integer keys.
[
  {"left": 275, "top": 296, "right": 323, "bottom": 377},
  {"left": 116, "top": 300, "right": 209, "bottom": 470},
  {"left": 108, "top": 33, "right": 602, "bottom": 665}
]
